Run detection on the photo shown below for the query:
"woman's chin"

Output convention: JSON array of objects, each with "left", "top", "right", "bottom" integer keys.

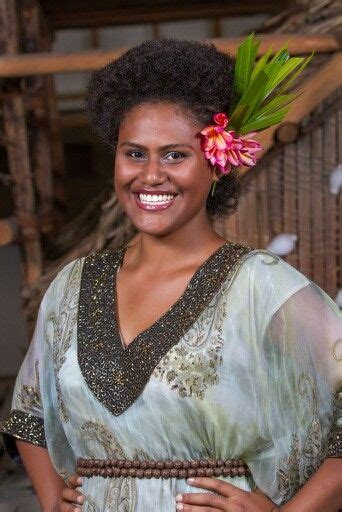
[{"left": 131, "top": 219, "right": 179, "bottom": 237}]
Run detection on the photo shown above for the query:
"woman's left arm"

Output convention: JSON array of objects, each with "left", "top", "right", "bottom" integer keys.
[{"left": 280, "top": 458, "right": 342, "bottom": 512}]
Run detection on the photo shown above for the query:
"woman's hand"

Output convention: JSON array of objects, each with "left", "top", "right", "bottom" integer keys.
[
  {"left": 175, "top": 477, "right": 278, "bottom": 511},
  {"left": 58, "top": 474, "right": 84, "bottom": 512}
]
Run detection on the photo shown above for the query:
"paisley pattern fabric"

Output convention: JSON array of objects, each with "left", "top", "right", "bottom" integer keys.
[{"left": 1, "top": 243, "right": 341, "bottom": 510}]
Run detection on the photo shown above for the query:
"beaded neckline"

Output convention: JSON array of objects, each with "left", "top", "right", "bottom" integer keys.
[
  {"left": 114, "top": 243, "right": 233, "bottom": 351},
  {"left": 77, "top": 241, "right": 254, "bottom": 416}
]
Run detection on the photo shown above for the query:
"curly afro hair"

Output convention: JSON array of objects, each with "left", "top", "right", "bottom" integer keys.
[{"left": 86, "top": 38, "right": 241, "bottom": 218}]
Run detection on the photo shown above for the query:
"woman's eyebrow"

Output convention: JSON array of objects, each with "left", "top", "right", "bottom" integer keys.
[{"left": 120, "top": 142, "right": 194, "bottom": 150}]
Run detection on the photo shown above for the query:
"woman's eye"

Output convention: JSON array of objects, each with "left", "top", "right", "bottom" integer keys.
[
  {"left": 163, "top": 151, "right": 187, "bottom": 161},
  {"left": 126, "top": 150, "right": 146, "bottom": 159}
]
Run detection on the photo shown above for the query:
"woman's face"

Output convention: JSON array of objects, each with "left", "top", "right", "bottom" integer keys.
[{"left": 114, "top": 102, "right": 215, "bottom": 237}]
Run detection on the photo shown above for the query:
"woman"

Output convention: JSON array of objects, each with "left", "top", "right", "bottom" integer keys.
[{"left": 1, "top": 39, "right": 341, "bottom": 512}]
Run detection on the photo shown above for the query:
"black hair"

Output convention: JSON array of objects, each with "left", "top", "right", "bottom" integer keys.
[{"left": 86, "top": 38, "right": 241, "bottom": 217}]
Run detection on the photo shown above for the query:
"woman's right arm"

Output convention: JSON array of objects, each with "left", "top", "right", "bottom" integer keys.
[{"left": 16, "top": 440, "right": 66, "bottom": 512}]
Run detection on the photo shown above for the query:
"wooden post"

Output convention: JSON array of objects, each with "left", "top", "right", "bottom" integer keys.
[
  {"left": 20, "top": 0, "right": 56, "bottom": 236},
  {"left": 0, "top": 0, "right": 42, "bottom": 284}
]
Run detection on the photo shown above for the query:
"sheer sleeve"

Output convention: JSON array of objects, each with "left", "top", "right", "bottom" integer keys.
[
  {"left": 0, "top": 285, "right": 52, "bottom": 461},
  {"left": 0, "top": 261, "right": 79, "bottom": 478},
  {"left": 245, "top": 251, "right": 341, "bottom": 505}
]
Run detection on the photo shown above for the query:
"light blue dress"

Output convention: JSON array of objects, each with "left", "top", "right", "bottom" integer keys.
[{"left": 1, "top": 242, "right": 341, "bottom": 511}]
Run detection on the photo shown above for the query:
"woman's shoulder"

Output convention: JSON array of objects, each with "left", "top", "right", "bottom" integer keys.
[{"left": 227, "top": 245, "right": 312, "bottom": 319}]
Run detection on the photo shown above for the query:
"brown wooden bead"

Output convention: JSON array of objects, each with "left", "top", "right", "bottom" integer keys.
[
  {"left": 207, "top": 459, "right": 216, "bottom": 468},
  {"left": 149, "top": 461, "right": 156, "bottom": 469},
  {"left": 121, "top": 469, "right": 128, "bottom": 477},
  {"left": 223, "top": 467, "right": 232, "bottom": 477},
  {"left": 113, "top": 468, "right": 120, "bottom": 476},
  {"left": 216, "top": 460, "right": 224, "bottom": 467},
  {"left": 231, "top": 468, "right": 238, "bottom": 477},
  {"left": 238, "top": 466, "right": 246, "bottom": 476},
  {"left": 128, "top": 468, "right": 136, "bottom": 477},
  {"left": 188, "top": 468, "right": 197, "bottom": 478},
  {"left": 109, "top": 458, "right": 117, "bottom": 466},
  {"left": 182, "top": 460, "right": 190, "bottom": 469},
  {"left": 132, "top": 460, "right": 140, "bottom": 468},
  {"left": 224, "top": 460, "right": 233, "bottom": 467},
  {"left": 100, "top": 468, "right": 106, "bottom": 476},
  {"left": 136, "top": 469, "right": 144, "bottom": 478},
  {"left": 124, "top": 460, "right": 132, "bottom": 469},
  {"left": 170, "top": 468, "right": 178, "bottom": 478},
  {"left": 140, "top": 461, "right": 148, "bottom": 469},
  {"left": 174, "top": 460, "right": 183, "bottom": 469},
  {"left": 164, "top": 460, "right": 173, "bottom": 469},
  {"left": 199, "top": 459, "right": 208, "bottom": 468},
  {"left": 106, "top": 468, "right": 114, "bottom": 477},
  {"left": 152, "top": 469, "right": 161, "bottom": 478},
  {"left": 197, "top": 468, "right": 206, "bottom": 477},
  {"left": 190, "top": 461, "right": 199, "bottom": 469},
  {"left": 156, "top": 461, "right": 164, "bottom": 470},
  {"left": 232, "top": 460, "right": 239, "bottom": 467},
  {"left": 144, "top": 469, "right": 152, "bottom": 478},
  {"left": 205, "top": 468, "right": 214, "bottom": 477},
  {"left": 214, "top": 467, "right": 222, "bottom": 476},
  {"left": 117, "top": 460, "right": 125, "bottom": 468},
  {"left": 161, "top": 469, "right": 170, "bottom": 478}
]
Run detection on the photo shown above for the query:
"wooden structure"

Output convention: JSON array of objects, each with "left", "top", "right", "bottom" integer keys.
[{"left": 0, "top": 0, "right": 341, "bottom": 328}]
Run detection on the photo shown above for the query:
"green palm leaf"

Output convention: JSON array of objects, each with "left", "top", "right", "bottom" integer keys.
[
  {"left": 233, "top": 33, "right": 260, "bottom": 97},
  {"left": 230, "top": 34, "right": 313, "bottom": 134}
]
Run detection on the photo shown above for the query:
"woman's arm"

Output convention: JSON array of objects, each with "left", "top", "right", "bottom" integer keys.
[
  {"left": 280, "top": 458, "right": 342, "bottom": 512},
  {"left": 16, "top": 439, "right": 66, "bottom": 512}
]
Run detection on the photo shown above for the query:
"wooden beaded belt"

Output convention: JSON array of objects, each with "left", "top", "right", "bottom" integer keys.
[{"left": 76, "top": 457, "right": 250, "bottom": 479}]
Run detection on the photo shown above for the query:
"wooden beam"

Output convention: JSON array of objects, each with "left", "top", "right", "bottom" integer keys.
[
  {"left": 0, "top": 34, "right": 339, "bottom": 77},
  {"left": 42, "top": 0, "right": 289, "bottom": 29},
  {"left": 0, "top": 217, "right": 19, "bottom": 246},
  {"left": 241, "top": 52, "right": 342, "bottom": 176}
]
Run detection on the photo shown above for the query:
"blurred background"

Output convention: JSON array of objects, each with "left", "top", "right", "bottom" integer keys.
[{"left": 0, "top": 0, "right": 341, "bottom": 509}]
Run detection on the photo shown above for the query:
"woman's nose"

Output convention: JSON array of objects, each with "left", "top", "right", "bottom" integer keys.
[{"left": 141, "top": 156, "right": 166, "bottom": 185}]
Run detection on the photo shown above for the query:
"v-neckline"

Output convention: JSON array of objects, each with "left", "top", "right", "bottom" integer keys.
[
  {"left": 114, "top": 243, "right": 230, "bottom": 352},
  {"left": 77, "top": 241, "right": 254, "bottom": 416}
]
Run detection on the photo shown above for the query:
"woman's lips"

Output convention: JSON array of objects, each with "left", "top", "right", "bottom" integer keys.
[{"left": 133, "top": 193, "right": 177, "bottom": 211}]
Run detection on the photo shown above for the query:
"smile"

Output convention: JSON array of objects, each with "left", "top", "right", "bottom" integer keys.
[{"left": 134, "top": 192, "right": 178, "bottom": 211}]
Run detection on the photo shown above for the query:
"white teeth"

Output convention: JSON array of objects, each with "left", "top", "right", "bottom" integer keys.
[{"left": 137, "top": 193, "right": 176, "bottom": 204}]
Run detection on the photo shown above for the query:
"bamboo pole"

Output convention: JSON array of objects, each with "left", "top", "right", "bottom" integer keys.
[{"left": 0, "top": 34, "right": 339, "bottom": 77}]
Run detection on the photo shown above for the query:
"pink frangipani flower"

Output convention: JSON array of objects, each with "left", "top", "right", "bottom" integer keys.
[{"left": 200, "top": 113, "right": 262, "bottom": 174}]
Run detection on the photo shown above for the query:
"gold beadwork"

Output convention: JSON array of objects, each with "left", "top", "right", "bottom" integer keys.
[
  {"left": 1, "top": 409, "right": 46, "bottom": 447},
  {"left": 77, "top": 242, "right": 254, "bottom": 416}
]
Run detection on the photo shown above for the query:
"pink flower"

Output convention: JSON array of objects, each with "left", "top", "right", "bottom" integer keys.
[{"left": 200, "top": 114, "right": 262, "bottom": 174}]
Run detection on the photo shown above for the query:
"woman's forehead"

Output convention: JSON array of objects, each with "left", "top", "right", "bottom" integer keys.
[{"left": 119, "top": 102, "right": 201, "bottom": 144}]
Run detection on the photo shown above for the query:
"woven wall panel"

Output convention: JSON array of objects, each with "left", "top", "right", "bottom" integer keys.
[{"left": 221, "top": 89, "right": 341, "bottom": 299}]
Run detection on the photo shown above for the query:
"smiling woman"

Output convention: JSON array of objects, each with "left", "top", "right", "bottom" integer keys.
[{"left": 1, "top": 38, "right": 341, "bottom": 512}]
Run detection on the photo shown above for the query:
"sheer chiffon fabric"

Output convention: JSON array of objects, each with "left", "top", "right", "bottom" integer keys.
[{"left": 1, "top": 246, "right": 341, "bottom": 511}]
